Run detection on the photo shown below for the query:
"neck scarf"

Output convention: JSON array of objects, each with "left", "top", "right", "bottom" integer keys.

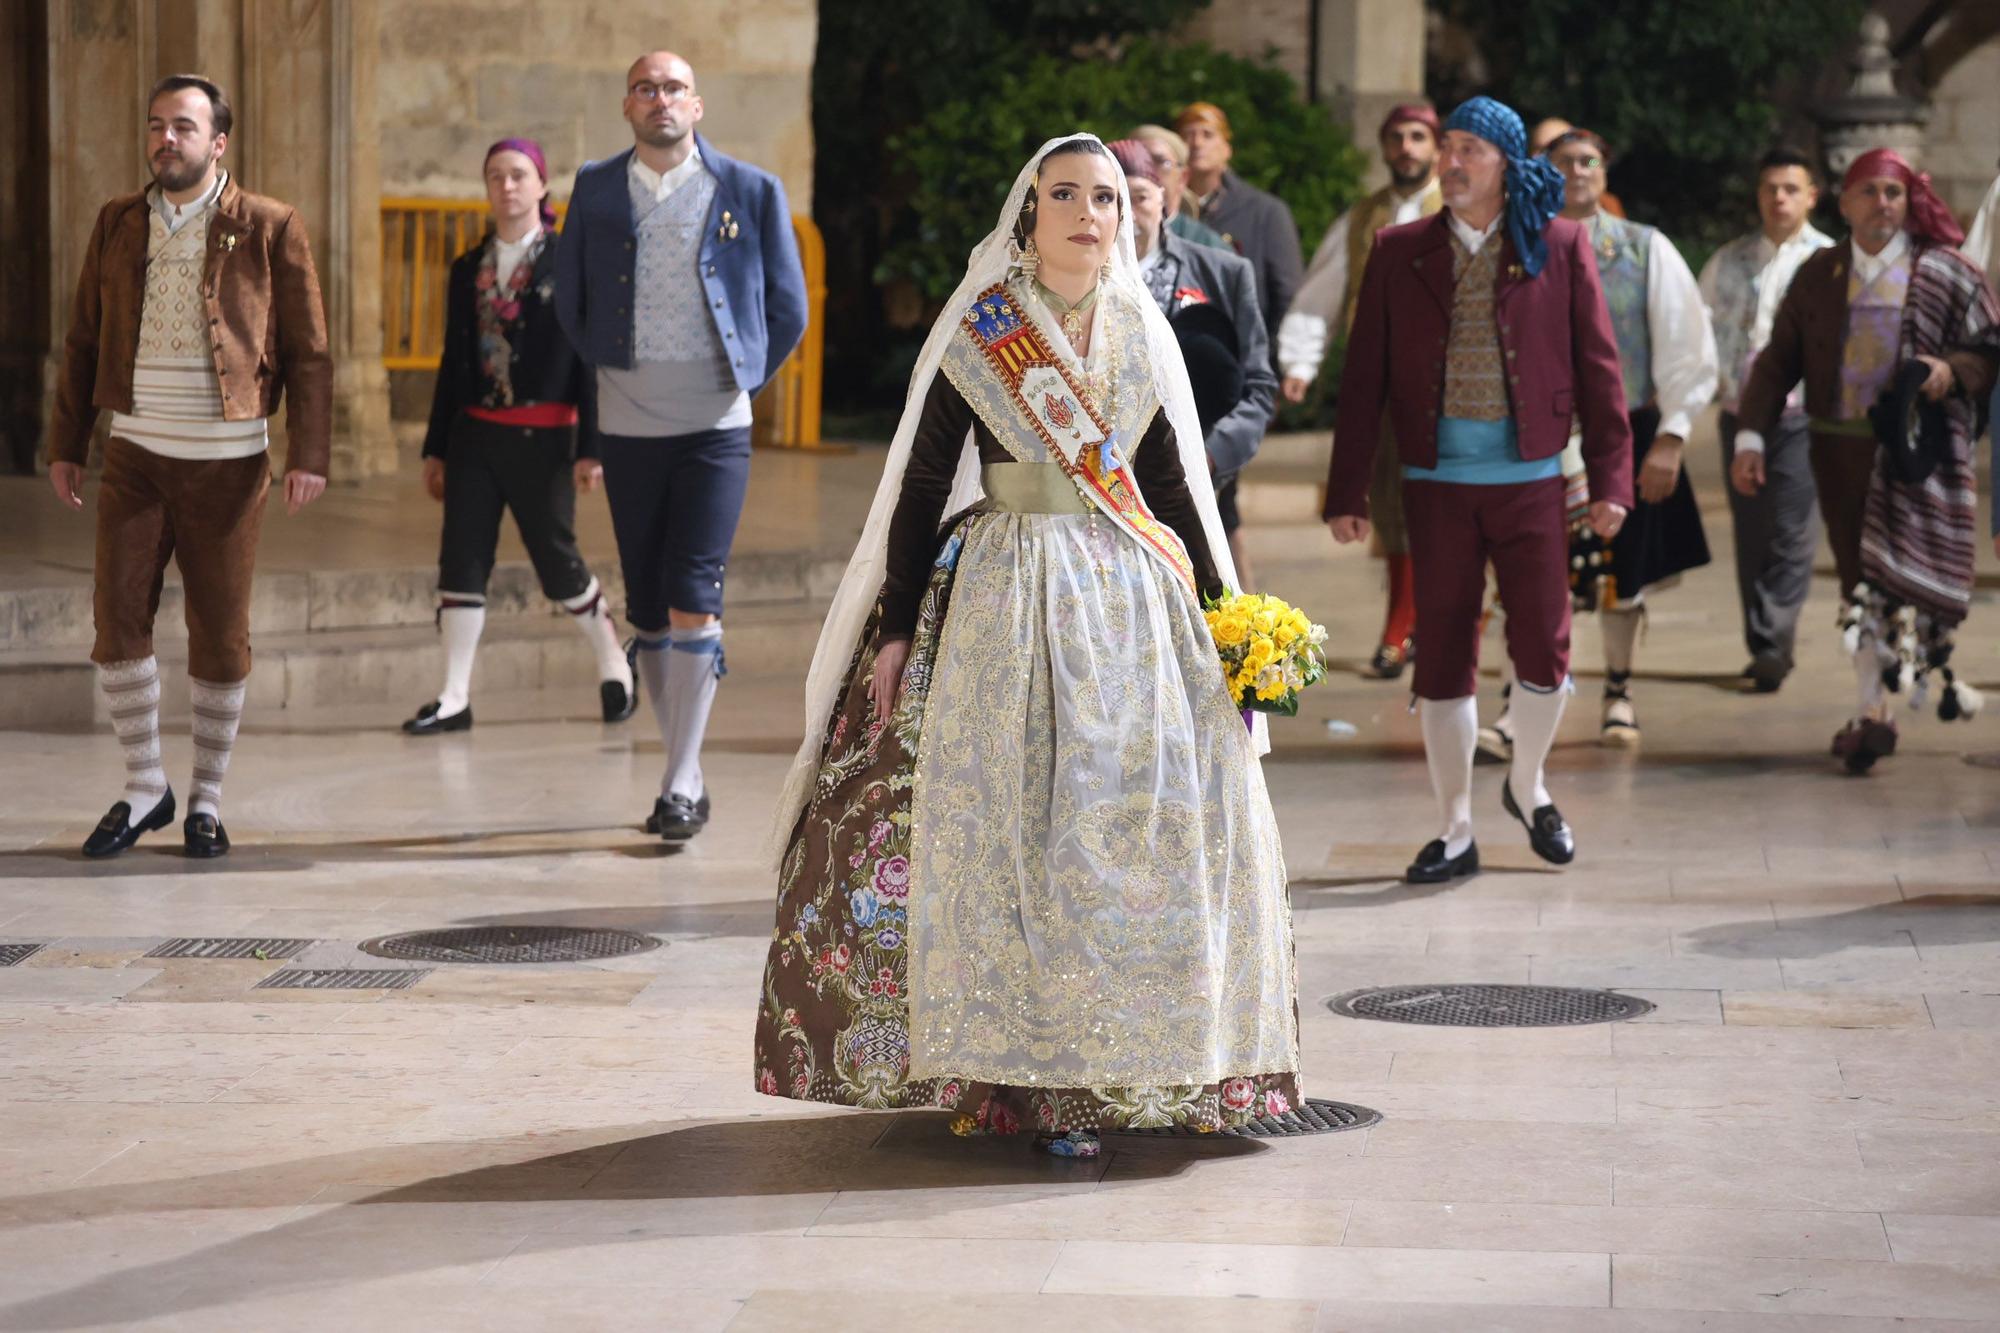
[
  {"left": 1441, "top": 96, "right": 1567, "bottom": 277},
  {"left": 1843, "top": 148, "right": 1965, "bottom": 250}
]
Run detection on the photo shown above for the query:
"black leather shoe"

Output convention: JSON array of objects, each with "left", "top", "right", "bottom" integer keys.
[
  {"left": 402, "top": 701, "right": 472, "bottom": 735},
  {"left": 1744, "top": 654, "right": 1788, "bottom": 694},
  {"left": 1503, "top": 779, "right": 1575, "bottom": 865},
  {"left": 1406, "top": 838, "right": 1479, "bottom": 884},
  {"left": 647, "top": 792, "right": 712, "bottom": 842},
  {"left": 81, "top": 789, "right": 177, "bottom": 859},
  {"left": 601, "top": 640, "right": 641, "bottom": 723},
  {"left": 183, "top": 812, "right": 230, "bottom": 859},
  {"left": 1363, "top": 641, "right": 1411, "bottom": 680}
]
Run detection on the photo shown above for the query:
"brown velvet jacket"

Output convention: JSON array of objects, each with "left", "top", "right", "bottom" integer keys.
[
  {"left": 1738, "top": 238, "right": 1999, "bottom": 437},
  {"left": 878, "top": 373, "right": 1222, "bottom": 641},
  {"left": 47, "top": 177, "right": 333, "bottom": 476}
]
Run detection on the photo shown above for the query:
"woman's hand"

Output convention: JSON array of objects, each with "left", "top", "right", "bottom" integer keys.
[
  {"left": 1637, "top": 434, "right": 1684, "bottom": 505},
  {"left": 869, "top": 638, "right": 912, "bottom": 719},
  {"left": 422, "top": 456, "right": 446, "bottom": 502}
]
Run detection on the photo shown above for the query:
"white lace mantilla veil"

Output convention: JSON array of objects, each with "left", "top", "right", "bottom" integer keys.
[{"left": 766, "top": 131, "right": 1267, "bottom": 864}]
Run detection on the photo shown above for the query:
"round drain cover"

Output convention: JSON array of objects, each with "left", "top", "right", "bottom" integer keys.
[
  {"left": 1328, "top": 984, "right": 1653, "bottom": 1027},
  {"left": 1111, "top": 1097, "right": 1379, "bottom": 1138},
  {"left": 360, "top": 926, "right": 661, "bottom": 964}
]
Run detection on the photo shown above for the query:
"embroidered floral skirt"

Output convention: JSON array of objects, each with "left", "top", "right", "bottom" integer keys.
[{"left": 754, "top": 510, "right": 1300, "bottom": 1133}]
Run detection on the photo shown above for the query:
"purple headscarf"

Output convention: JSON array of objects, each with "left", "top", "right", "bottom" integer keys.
[{"left": 485, "top": 137, "right": 556, "bottom": 229}]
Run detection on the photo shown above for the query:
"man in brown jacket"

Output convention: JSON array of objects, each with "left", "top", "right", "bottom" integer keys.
[{"left": 46, "top": 74, "right": 331, "bottom": 859}]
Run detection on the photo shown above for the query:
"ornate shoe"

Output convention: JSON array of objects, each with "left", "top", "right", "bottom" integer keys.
[
  {"left": 1363, "top": 640, "right": 1411, "bottom": 680},
  {"left": 81, "top": 788, "right": 176, "bottom": 859},
  {"left": 183, "top": 812, "right": 230, "bottom": 859},
  {"left": 402, "top": 701, "right": 472, "bottom": 735},
  {"left": 1833, "top": 718, "right": 1898, "bottom": 774},
  {"left": 1601, "top": 686, "right": 1640, "bottom": 749},
  {"left": 1406, "top": 838, "right": 1480, "bottom": 884},
  {"left": 601, "top": 640, "right": 641, "bottom": 723},
  {"left": 646, "top": 792, "right": 711, "bottom": 841},
  {"left": 1036, "top": 1130, "right": 1101, "bottom": 1159},
  {"left": 1502, "top": 778, "right": 1575, "bottom": 865}
]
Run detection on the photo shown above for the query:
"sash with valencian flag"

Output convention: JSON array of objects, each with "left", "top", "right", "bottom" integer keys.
[{"left": 938, "top": 281, "right": 1197, "bottom": 595}]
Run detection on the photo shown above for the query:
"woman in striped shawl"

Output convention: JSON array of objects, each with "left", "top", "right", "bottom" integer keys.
[{"left": 1733, "top": 148, "right": 2000, "bottom": 773}]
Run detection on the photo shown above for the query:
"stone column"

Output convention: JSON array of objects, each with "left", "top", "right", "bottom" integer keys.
[
  {"left": 1317, "top": 0, "right": 1428, "bottom": 190},
  {"left": 239, "top": 0, "right": 392, "bottom": 478}
]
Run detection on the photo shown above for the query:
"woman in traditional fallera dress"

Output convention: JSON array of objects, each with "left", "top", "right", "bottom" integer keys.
[{"left": 755, "top": 135, "right": 1300, "bottom": 1157}]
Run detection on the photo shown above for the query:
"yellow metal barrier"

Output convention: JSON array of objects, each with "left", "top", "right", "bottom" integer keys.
[{"left": 380, "top": 198, "right": 827, "bottom": 448}]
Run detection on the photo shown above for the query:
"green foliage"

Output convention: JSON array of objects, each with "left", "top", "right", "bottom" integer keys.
[
  {"left": 881, "top": 39, "right": 1366, "bottom": 305},
  {"left": 1432, "top": 0, "right": 1867, "bottom": 252}
]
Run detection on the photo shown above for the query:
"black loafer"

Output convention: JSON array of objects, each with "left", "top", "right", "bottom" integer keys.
[
  {"left": 1363, "top": 641, "right": 1411, "bottom": 681},
  {"left": 402, "top": 701, "right": 472, "bottom": 735},
  {"left": 1745, "top": 654, "right": 1788, "bottom": 694},
  {"left": 1406, "top": 838, "right": 1479, "bottom": 884},
  {"left": 601, "top": 641, "right": 641, "bottom": 723},
  {"left": 647, "top": 792, "right": 712, "bottom": 842},
  {"left": 183, "top": 812, "right": 230, "bottom": 859},
  {"left": 1503, "top": 779, "right": 1575, "bottom": 865},
  {"left": 81, "top": 789, "right": 177, "bottom": 859}
]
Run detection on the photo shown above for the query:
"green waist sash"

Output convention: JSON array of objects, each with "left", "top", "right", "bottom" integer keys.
[
  {"left": 1807, "top": 416, "right": 1876, "bottom": 440},
  {"left": 981, "top": 462, "right": 1091, "bottom": 515}
]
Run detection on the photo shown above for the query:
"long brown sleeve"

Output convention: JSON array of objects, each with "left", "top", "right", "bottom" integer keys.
[
  {"left": 1736, "top": 274, "right": 1810, "bottom": 437},
  {"left": 47, "top": 203, "right": 113, "bottom": 467},
  {"left": 1130, "top": 407, "right": 1223, "bottom": 600},
  {"left": 271, "top": 206, "right": 333, "bottom": 477},
  {"left": 877, "top": 372, "right": 975, "bottom": 641}
]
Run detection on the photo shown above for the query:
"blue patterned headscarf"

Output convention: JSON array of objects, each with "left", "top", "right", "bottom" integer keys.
[{"left": 1441, "top": 96, "right": 1567, "bottom": 276}]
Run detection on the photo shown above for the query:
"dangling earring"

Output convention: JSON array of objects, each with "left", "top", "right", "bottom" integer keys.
[{"left": 1018, "top": 237, "right": 1041, "bottom": 281}]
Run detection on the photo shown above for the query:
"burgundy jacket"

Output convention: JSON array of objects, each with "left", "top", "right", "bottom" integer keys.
[{"left": 1324, "top": 212, "right": 1633, "bottom": 520}]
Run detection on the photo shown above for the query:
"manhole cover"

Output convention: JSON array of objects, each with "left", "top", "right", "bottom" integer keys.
[
  {"left": 1111, "top": 1097, "right": 1380, "bottom": 1138},
  {"left": 255, "top": 968, "right": 431, "bottom": 990},
  {"left": 1328, "top": 984, "right": 1654, "bottom": 1027},
  {"left": 147, "top": 937, "right": 315, "bottom": 960},
  {"left": 0, "top": 943, "right": 45, "bottom": 967},
  {"left": 359, "top": 926, "right": 662, "bottom": 964}
]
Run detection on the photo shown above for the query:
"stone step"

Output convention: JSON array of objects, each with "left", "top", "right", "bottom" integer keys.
[
  {"left": 0, "top": 598, "right": 832, "bottom": 730},
  {"left": 1249, "top": 430, "right": 1331, "bottom": 472},
  {"left": 0, "top": 547, "right": 850, "bottom": 654},
  {"left": 1233, "top": 462, "right": 1327, "bottom": 525}
]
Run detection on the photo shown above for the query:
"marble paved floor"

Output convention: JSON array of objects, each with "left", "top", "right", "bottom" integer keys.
[{"left": 2, "top": 430, "right": 1999, "bottom": 1331}]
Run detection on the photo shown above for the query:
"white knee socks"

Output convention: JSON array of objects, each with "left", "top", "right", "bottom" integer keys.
[
  {"left": 1419, "top": 696, "right": 1477, "bottom": 856},
  {"left": 188, "top": 677, "right": 246, "bottom": 818},
  {"left": 1601, "top": 605, "right": 1643, "bottom": 680},
  {"left": 661, "top": 624, "right": 724, "bottom": 801},
  {"left": 560, "top": 579, "right": 632, "bottom": 687},
  {"left": 1509, "top": 677, "right": 1570, "bottom": 811},
  {"left": 435, "top": 598, "right": 485, "bottom": 715},
  {"left": 99, "top": 657, "right": 169, "bottom": 822}
]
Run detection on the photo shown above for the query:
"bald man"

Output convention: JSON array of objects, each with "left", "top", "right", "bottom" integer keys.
[{"left": 555, "top": 52, "right": 807, "bottom": 841}]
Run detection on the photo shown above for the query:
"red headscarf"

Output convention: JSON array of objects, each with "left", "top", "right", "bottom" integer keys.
[
  {"left": 1842, "top": 148, "right": 1964, "bottom": 248},
  {"left": 1106, "top": 138, "right": 1161, "bottom": 189},
  {"left": 1377, "top": 103, "right": 1439, "bottom": 141}
]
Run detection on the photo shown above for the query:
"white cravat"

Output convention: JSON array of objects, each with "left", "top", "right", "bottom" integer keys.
[{"left": 1447, "top": 209, "right": 1501, "bottom": 255}]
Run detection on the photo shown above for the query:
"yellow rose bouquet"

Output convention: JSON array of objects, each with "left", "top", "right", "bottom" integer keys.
[{"left": 1203, "top": 589, "right": 1329, "bottom": 717}]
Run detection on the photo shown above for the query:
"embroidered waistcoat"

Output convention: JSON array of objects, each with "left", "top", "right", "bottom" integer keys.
[
  {"left": 630, "top": 168, "right": 730, "bottom": 382},
  {"left": 1342, "top": 179, "right": 1443, "bottom": 333},
  {"left": 1587, "top": 212, "right": 1654, "bottom": 410},
  {"left": 1838, "top": 256, "right": 1910, "bottom": 421},
  {"left": 1441, "top": 232, "right": 1508, "bottom": 421}
]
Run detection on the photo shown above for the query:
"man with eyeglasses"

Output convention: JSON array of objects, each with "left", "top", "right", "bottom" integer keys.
[
  {"left": 1128, "top": 124, "right": 1229, "bottom": 251},
  {"left": 555, "top": 50, "right": 807, "bottom": 842}
]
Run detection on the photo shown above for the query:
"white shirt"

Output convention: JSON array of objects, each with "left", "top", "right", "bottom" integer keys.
[
  {"left": 1632, "top": 225, "right": 1720, "bottom": 442},
  {"left": 1734, "top": 231, "right": 1911, "bottom": 456},
  {"left": 1276, "top": 184, "right": 1433, "bottom": 381},
  {"left": 491, "top": 224, "right": 542, "bottom": 292},
  {"left": 152, "top": 171, "right": 226, "bottom": 236},
  {"left": 1697, "top": 222, "right": 1834, "bottom": 411},
  {"left": 629, "top": 146, "right": 705, "bottom": 204},
  {"left": 1447, "top": 208, "right": 1501, "bottom": 255},
  {"left": 1965, "top": 173, "right": 2000, "bottom": 280}
]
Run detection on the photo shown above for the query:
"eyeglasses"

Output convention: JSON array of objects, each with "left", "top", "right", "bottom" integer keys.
[
  {"left": 628, "top": 81, "right": 692, "bottom": 103},
  {"left": 1559, "top": 155, "right": 1604, "bottom": 171}
]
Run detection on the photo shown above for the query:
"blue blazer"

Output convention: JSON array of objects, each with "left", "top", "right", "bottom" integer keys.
[{"left": 554, "top": 134, "right": 808, "bottom": 394}]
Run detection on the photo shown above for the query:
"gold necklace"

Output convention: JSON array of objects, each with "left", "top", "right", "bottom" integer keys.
[{"left": 1034, "top": 279, "right": 1100, "bottom": 352}]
